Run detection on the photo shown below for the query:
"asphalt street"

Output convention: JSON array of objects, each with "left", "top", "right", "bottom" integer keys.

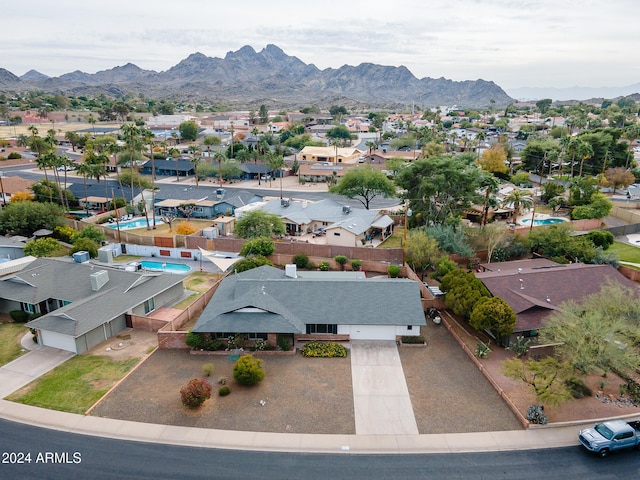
[{"left": 2, "top": 419, "right": 639, "bottom": 480}]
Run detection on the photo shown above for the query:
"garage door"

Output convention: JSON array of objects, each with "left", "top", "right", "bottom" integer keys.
[
  {"left": 39, "top": 330, "right": 77, "bottom": 353},
  {"left": 347, "top": 325, "right": 397, "bottom": 341}
]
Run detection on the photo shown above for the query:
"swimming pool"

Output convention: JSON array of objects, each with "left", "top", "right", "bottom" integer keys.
[
  {"left": 106, "top": 218, "right": 164, "bottom": 230},
  {"left": 135, "top": 261, "right": 192, "bottom": 274},
  {"left": 520, "top": 217, "right": 567, "bottom": 226}
]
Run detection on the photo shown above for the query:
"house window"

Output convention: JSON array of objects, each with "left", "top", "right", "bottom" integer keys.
[
  {"left": 144, "top": 297, "right": 155, "bottom": 314},
  {"left": 407, "top": 325, "right": 413, "bottom": 330},
  {"left": 306, "top": 324, "right": 337, "bottom": 334},
  {"left": 247, "top": 333, "right": 268, "bottom": 340},
  {"left": 21, "top": 303, "right": 39, "bottom": 314},
  {"left": 333, "top": 232, "right": 340, "bottom": 236}
]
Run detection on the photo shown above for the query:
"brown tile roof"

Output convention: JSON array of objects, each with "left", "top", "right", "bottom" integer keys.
[{"left": 476, "top": 261, "right": 639, "bottom": 333}]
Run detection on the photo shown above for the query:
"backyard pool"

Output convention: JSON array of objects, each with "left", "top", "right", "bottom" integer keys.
[
  {"left": 520, "top": 217, "right": 567, "bottom": 226},
  {"left": 106, "top": 218, "right": 164, "bottom": 230},
  {"left": 130, "top": 261, "right": 192, "bottom": 274}
]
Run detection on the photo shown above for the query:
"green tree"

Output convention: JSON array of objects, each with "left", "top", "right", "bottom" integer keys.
[
  {"left": 71, "top": 225, "right": 105, "bottom": 244},
  {"left": 0, "top": 201, "right": 63, "bottom": 236},
  {"left": 329, "top": 165, "right": 396, "bottom": 209},
  {"left": 24, "top": 237, "right": 61, "bottom": 257},
  {"left": 585, "top": 230, "right": 614, "bottom": 250},
  {"left": 470, "top": 297, "right": 516, "bottom": 341},
  {"left": 325, "top": 125, "right": 354, "bottom": 146},
  {"left": 233, "top": 354, "right": 265, "bottom": 385},
  {"left": 478, "top": 145, "right": 508, "bottom": 174},
  {"left": 258, "top": 104, "right": 269, "bottom": 124},
  {"left": 69, "top": 237, "right": 99, "bottom": 258},
  {"left": 502, "top": 357, "right": 573, "bottom": 406},
  {"left": 179, "top": 121, "right": 198, "bottom": 141},
  {"left": 570, "top": 193, "right": 612, "bottom": 220},
  {"left": 396, "top": 156, "right": 483, "bottom": 226},
  {"left": 233, "top": 255, "right": 273, "bottom": 273},
  {"left": 234, "top": 210, "right": 285, "bottom": 239},
  {"left": 540, "top": 182, "right": 565, "bottom": 204},
  {"left": 404, "top": 230, "right": 442, "bottom": 280},
  {"left": 334, "top": 255, "right": 348, "bottom": 271},
  {"left": 239, "top": 237, "right": 275, "bottom": 257},
  {"left": 441, "top": 270, "right": 490, "bottom": 318}
]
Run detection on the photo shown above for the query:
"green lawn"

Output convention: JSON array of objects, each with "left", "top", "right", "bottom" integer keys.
[
  {"left": 0, "top": 323, "right": 29, "bottom": 366},
  {"left": 379, "top": 228, "right": 403, "bottom": 248},
  {"left": 6, "top": 355, "right": 138, "bottom": 414},
  {"left": 610, "top": 241, "right": 640, "bottom": 264}
]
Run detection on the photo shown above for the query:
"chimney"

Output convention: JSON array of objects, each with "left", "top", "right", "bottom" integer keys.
[
  {"left": 90, "top": 270, "right": 109, "bottom": 291},
  {"left": 285, "top": 264, "right": 297, "bottom": 278}
]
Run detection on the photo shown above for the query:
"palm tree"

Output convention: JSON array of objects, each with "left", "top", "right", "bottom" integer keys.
[
  {"left": 365, "top": 140, "right": 377, "bottom": 161},
  {"left": 142, "top": 129, "right": 157, "bottom": 229},
  {"left": 267, "top": 152, "right": 286, "bottom": 196},
  {"left": 213, "top": 151, "right": 227, "bottom": 187},
  {"left": 121, "top": 123, "right": 142, "bottom": 205},
  {"left": 188, "top": 144, "right": 201, "bottom": 189},
  {"left": 577, "top": 140, "right": 594, "bottom": 177},
  {"left": 88, "top": 113, "right": 96, "bottom": 137},
  {"left": 504, "top": 189, "right": 533, "bottom": 223},
  {"left": 75, "top": 161, "right": 93, "bottom": 214},
  {"left": 479, "top": 173, "right": 499, "bottom": 226},
  {"left": 202, "top": 135, "right": 221, "bottom": 163},
  {"left": 168, "top": 147, "right": 180, "bottom": 182}
]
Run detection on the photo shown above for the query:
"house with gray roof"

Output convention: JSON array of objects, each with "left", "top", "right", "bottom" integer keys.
[
  {"left": 235, "top": 198, "right": 394, "bottom": 245},
  {"left": 0, "top": 257, "right": 184, "bottom": 353},
  {"left": 193, "top": 265, "right": 425, "bottom": 344}
]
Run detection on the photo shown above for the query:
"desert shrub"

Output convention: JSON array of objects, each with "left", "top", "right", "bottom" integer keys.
[
  {"left": 71, "top": 224, "right": 105, "bottom": 244},
  {"left": 240, "top": 237, "right": 275, "bottom": 257},
  {"left": 7, "top": 152, "right": 22, "bottom": 159},
  {"left": 202, "top": 337, "right": 223, "bottom": 351},
  {"left": 53, "top": 225, "right": 77, "bottom": 243},
  {"left": 24, "top": 237, "right": 61, "bottom": 257},
  {"left": 9, "top": 310, "right": 29, "bottom": 323},
  {"left": 506, "top": 336, "right": 531, "bottom": 358},
  {"left": 218, "top": 386, "right": 231, "bottom": 396},
  {"left": 180, "top": 378, "right": 212, "bottom": 408},
  {"left": 185, "top": 331, "right": 204, "bottom": 349},
  {"left": 277, "top": 335, "right": 292, "bottom": 351},
  {"left": 233, "top": 354, "right": 265, "bottom": 386},
  {"left": 401, "top": 335, "right": 425, "bottom": 344},
  {"left": 233, "top": 255, "right": 273, "bottom": 273},
  {"left": 565, "top": 377, "right": 593, "bottom": 398},
  {"left": 202, "top": 363, "right": 215, "bottom": 377},
  {"left": 218, "top": 376, "right": 227, "bottom": 385},
  {"left": 475, "top": 340, "right": 491, "bottom": 359},
  {"left": 334, "top": 255, "right": 348, "bottom": 270},
  {"left": 292, "top": 252, "right": 308, "bottom": 269},
  {"left": 306, "top": 261, "right": 315, "bottom": 270},
  {"left": 301, "top": 341, "right": 348, "bottom": 358},
  {"left": 69, "top": 237, "right": 99, "bottom": 258},
  {"left": 318, "top": 261, "right": 329, "bottom": 271},
  {"left": 387, "top": 265, "right": 400, "bottom": 278},
  {"left": 526, "top": 405, "right": 548, "bottom": 425},
  {"left": 175, "top": 221, "right": 196, "bottom": 235},
  {"left": 351, "top": 259, "right": 362, "bottom": 271}
]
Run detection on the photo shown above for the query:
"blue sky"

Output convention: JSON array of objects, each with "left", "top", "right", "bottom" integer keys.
[{"left": 2, "top": 0, "right": 638, "bottom": 91}]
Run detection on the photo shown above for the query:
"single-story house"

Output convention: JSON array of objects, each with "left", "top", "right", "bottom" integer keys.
[
  {"left": 234, "top": 198, "right": 394, "bottom": 243},
  {"left": 140, "top": 159, "right": 196, "bottom": 178},
  {"left": 0, "top": 257, "right": 184, "bottom": 353},
  {"left": 193, "top": 265, "right": 425, "bottom": 343},
  {"left": 298, "top": 164, "right": 349, "bottom": 183},
  {"left": 475, "top": 259, "right": 639, "bottom": 342},
  {"left": 0, "top": 176, "right": 35, "bottom": 203},
  {"left": 0, "top": 235, "right": 26, "bottom": 261}
]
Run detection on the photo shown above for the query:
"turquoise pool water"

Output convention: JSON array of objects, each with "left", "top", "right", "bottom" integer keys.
[
  {"left": 106, "top": 218, "right": 164, "bottom": 230},
  {"left": 521, "top": 217, "right": 567, "bottom": 226},
  {"left": 139, "top": 261, "right": 191, "bottom": 274}
]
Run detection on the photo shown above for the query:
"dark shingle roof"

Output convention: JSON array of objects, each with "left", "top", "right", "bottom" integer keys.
[
  {"left": 476, "top": 262, "right": 639, "bottom": 332},
  {"left": 193, "top": 265, "right": 425, "bottom": 333}
]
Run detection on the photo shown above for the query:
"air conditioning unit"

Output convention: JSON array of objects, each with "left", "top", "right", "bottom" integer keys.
[
  {"left": 281, "top": 199, "right": 290, "bottom": 207},
  {"left": 342, "top": 206, "right": 351, "bottom": 214}
]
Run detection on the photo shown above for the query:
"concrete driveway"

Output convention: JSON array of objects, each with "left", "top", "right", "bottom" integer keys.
[
  {"left": 350, "top": 340, "right": 419, "bottom": 435},
  {"left": 0, "top": 340, "right": 74, "bottom": 398}
]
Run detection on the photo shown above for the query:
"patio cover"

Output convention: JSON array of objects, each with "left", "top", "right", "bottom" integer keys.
[{"left": 198, "top": 248, "right": 242, "bottom": 272}]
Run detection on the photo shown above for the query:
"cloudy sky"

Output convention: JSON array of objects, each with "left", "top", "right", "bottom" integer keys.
[{"left": 2, "top": 0, "right": 638, "bottom": 93}]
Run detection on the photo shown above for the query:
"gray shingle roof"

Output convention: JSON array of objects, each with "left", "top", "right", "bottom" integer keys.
[
  {"left": 0, "top": 258, "right": 183, "bottom": 337},
  {"left": 193, "top": 266, "right": 425, "bottom": 333}
]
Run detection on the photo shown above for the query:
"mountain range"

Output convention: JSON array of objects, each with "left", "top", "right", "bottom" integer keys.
[{"left": 0, "top": 44, "right": 514, "bottom": 109}]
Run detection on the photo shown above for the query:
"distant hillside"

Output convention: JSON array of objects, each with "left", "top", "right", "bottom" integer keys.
[
  {"left": 507, "top": 84, "right": 640, "bottom": 102},
  {"left": 2, "top": 44, "right": 513, "bottom": 109}
]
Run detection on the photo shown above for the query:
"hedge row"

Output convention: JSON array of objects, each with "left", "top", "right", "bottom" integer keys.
[{"left": 301, "top": 341, "right": 348, "bottom": 358}]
